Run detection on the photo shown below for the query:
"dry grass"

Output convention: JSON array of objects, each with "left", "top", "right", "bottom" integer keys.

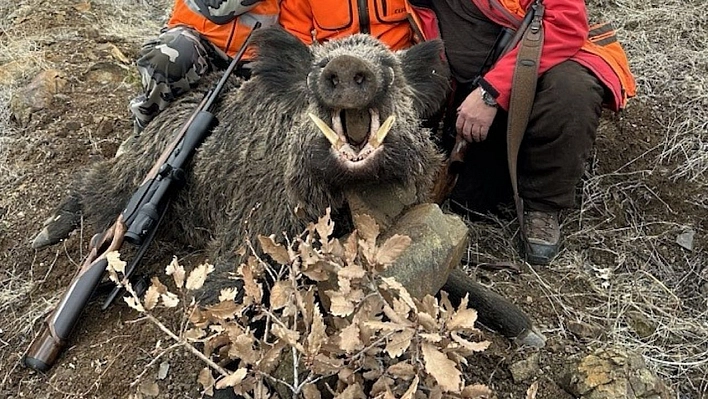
[{"left": 590, "top": 0, "right": 708, "bottom": 184}]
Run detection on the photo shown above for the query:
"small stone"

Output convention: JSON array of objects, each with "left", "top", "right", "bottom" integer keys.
[
  {"left": 158, "top": 362, "right": 170, "bottom": 380},
  {"left": 65, "top": 121, "right": 81, "bottom": 131},
  {"left": 626, "top": 311, "right": 656, "bottom": 339},
  {"left": 675, "top": 229, "right": 695, "bottom": 251},
  {"left": 509, "top": 352, "right": 540, "bottom": 383},
  {"left": 567, "top": 321, "right": 604, "bottom": 340},
  {"left": 139, "top": 381, "right": 160, "bottom": 397}
]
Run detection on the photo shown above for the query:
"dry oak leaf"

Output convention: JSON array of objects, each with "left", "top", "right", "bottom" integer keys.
[
  {"left": 165, "top": 256, "right": 186, "bottom": 288},
  {"left": 239, "top": 263, "right": 263, "bottom": 304},
  {"left": 327, "top": 291, "right": 355, "bottom": 317},
  {"left": 306, "top": 306, "right": 327, "bottom": 357},
  {"left": 461, "top": 383, "right": 494, "bottom": 398},
  {"left": 269, "top": 281, "right": 292, "bottom": 310},
  {"left": 160, "top": 291, "right": 180, "bottom": 308},
  {"left": 205, "top": 300, "right": 244, "bottom": 320},
  {"left": 371, "top": 376, "right": 396, "bottom": 398},
  {"left": 334, "top": 382, "right": 366, "bottom": 399},
  {"left": 186, "top": 263, "right": 215, "bottom": 291},
  {"left": 375, "top": 234, "right": 412, "bottom": 266},
  {"left": 271, "top": 324, "right": 304, "bottom": 352},
  {"left": 422, "top": 342, "right": 463, "bottom": 393},
  {"left": 315, "top": 207, "right": 335, "bottom": 240},
  {"left": 106, "top": 251, "right": 127, "bottom": 283},
  {"left": 228, "top": 334, "right": 259, "bottom": 366},
  {"left": 257, "top": 234, "right": 290, "bottom": 265},
  {"left": 197, "top": 367, "right": 215, "bottom": 396},
  {"left": 338, "top": 323, "right": 363, "bottom": 353},
  {"left": 338, "top": 263, "right": 367, "bottom": 280},
  {"left": 184, "top": 327, "right": 206, "bottom": 341},
  {"left": 124, "top": 296, "right": 145, "bottom": 312},
  {"left": 384, "top": 328, "right": 415, "bottom": 358},
  {"left": 143, "top": 282, "right": 162, "bottom": 311},
  {"left": 344, "top": 232, "right": 359, "bottom": 265},
  {"left": 218, "top": 286, "right": 240, "bottom": 302},
  {"left": 353, "top": 213, "right": 380, "bottom": 243},
  {"left": 419, "top": 295, "right": 440, "bottom": 318},
  {"left": 451, "top": 332, "right": 490, "bottom": 353},
  {"left": 380, "top": 277, "right": 417, "bottom": 311},
  {"left": 447, "top": 308, "right": 479, "bottom": 331},
  {"left": 416, "top": 311, "right": 439, "bottom": 332},
  {"left": 215, "top": 368, "right": 248, "bottom": 389},
  {"left": 255, "top": 341, "right": 286, "bottom": 374},
  {"left": 400, "top": 375, "right": 420, "bottom": 399},
  {"left": 386, "top": 361, "right": 416, "bottom": 380},
  {"left": 310, "top": 353, "right": 344, "bottom": 375}
]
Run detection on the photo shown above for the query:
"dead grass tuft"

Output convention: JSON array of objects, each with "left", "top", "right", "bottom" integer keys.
[{"left": 588, "top": 0, "right": 708, "bottom": 184}]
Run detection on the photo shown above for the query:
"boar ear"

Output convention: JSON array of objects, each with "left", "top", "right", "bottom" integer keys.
[
  {"left": 250, "top": 27, "right": 313, "bottom": 95},
  {"left": 398, "top": 39, "right": 451, "bottom": 118}
]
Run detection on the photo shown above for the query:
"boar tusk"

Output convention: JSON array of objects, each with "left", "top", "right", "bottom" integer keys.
[
  {"left": 368, "top": 115, "right": 396, "bottom": 148},
  {"left": 308, "top": 113, "right": 343, "bottom": 149}
]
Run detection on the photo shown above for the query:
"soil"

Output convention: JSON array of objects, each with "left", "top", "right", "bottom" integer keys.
[{"left": 0, "top": 1, "right": 706, "bottom": 399}]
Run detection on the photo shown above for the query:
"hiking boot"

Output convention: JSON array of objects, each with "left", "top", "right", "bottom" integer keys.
[{"left": 520, "top": 210, "right": 561, "bottom": 265}]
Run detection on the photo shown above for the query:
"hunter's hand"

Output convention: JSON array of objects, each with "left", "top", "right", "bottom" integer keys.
[{"left": 456, "top": 87, "right": 498, "bottom": 143}]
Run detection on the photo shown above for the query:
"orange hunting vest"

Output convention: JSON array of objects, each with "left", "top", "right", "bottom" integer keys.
[
  {"left": 167, "top": 0, "right": 280, "bottom": 58},
  {"left": 279, "top": 0, "right": 435, "bottom": 51}
]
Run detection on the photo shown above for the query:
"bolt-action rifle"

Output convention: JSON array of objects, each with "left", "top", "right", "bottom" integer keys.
[{"left": 23, "top": 22, "right": 261, "bottom": 373}]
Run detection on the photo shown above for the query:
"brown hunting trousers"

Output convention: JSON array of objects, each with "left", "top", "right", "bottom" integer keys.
[{"left": 443, "top": 60, "right": 607, "bottom": 213}]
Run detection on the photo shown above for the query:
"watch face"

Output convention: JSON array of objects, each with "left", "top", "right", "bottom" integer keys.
[{"left": 482, "top": 91, "right": 497, "bottom": 106}]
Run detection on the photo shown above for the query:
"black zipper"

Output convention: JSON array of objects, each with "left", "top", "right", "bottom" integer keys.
[{"left": 357, "top": 0, "right": 370, "bottom": 34}]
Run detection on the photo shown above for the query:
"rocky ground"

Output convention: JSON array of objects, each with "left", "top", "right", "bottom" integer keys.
[{"left": 1, "top": 0, "right": 706, "bottom": 398}]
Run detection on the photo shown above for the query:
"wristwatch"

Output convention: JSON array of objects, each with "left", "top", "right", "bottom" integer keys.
[{"left": 479, "top": 88, "right": 498, "bottom": 107}]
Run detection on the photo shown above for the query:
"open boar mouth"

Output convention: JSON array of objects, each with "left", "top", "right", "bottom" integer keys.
[{"left": 309, "top": 109, "right": 395, "bottom": 163}]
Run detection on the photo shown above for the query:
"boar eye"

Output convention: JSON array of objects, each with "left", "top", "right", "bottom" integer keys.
[{"left": 316, "top": 58, "right": 329, "bottom": 69}]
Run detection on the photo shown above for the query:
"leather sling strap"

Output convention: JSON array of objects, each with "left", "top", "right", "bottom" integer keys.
[{"left": 507, "top": 1, "right": 544, "bottom": 232}]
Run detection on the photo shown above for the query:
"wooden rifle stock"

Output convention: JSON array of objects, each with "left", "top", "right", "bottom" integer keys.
[{"left": 23, "top": 22, "right": 261, "bottom": 372}]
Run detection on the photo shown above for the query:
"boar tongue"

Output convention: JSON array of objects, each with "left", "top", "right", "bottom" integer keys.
[{"left": 342, "top": 109, "right": 371, "bottom": 146}]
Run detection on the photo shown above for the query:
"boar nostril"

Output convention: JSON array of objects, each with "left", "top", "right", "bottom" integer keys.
[
  {"left": 319, "top": 54, "right": 378, "bottom": 108},
  {"left": 354, "top": 72, "right": 365, "bottom": 85}
]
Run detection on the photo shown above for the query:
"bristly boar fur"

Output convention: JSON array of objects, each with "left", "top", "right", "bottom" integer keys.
[{"left": 34, "top": 27, "right": 450, "bottom": 298}]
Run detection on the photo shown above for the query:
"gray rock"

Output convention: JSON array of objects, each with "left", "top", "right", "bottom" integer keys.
[
  {"left": 345, "top": 184, "right": 469, "bottom": 300},
  {"left": 378, "top": 203, "right": 469, "bottom": 299},
  {"left": 9, "top": 69, "right": 67, "bottom": 127},
  {"left": 509, "top": 352, "right": 541, "bottom": 383}
]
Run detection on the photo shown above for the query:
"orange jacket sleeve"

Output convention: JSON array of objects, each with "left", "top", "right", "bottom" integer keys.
[
  {"left": 480, "top": 0, "right": 589, "bottom": 110},
  {"left": 279, "top": 0, "right": 315, "bottom": 45}
]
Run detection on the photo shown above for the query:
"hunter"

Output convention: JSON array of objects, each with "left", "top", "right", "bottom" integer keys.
[
  {"left": 428, "top": 0, "right": 636, "bottom": 264},
  {"left": 126, "top": 0, "right": 280, "bottom": 142}
]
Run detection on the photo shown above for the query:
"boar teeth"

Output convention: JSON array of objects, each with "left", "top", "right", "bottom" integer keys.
[
  {"left": 368, "top": 115, "right": 396, "bottom": 148},
  {"left": 309, "top": 113, "right": 343, "bottom": 149}
]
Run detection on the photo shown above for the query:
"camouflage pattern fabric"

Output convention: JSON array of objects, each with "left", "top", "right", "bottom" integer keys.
[
  {"left": 129, "top": 26, "right": 229, "bottom": 133},
  {"left": 185, "top": 0, "right": 263, "bottom": 24}
]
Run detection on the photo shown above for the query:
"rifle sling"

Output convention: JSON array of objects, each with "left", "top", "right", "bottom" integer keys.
[{"left": 507, "top": 2, "right": 544, "bottom": 232}]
